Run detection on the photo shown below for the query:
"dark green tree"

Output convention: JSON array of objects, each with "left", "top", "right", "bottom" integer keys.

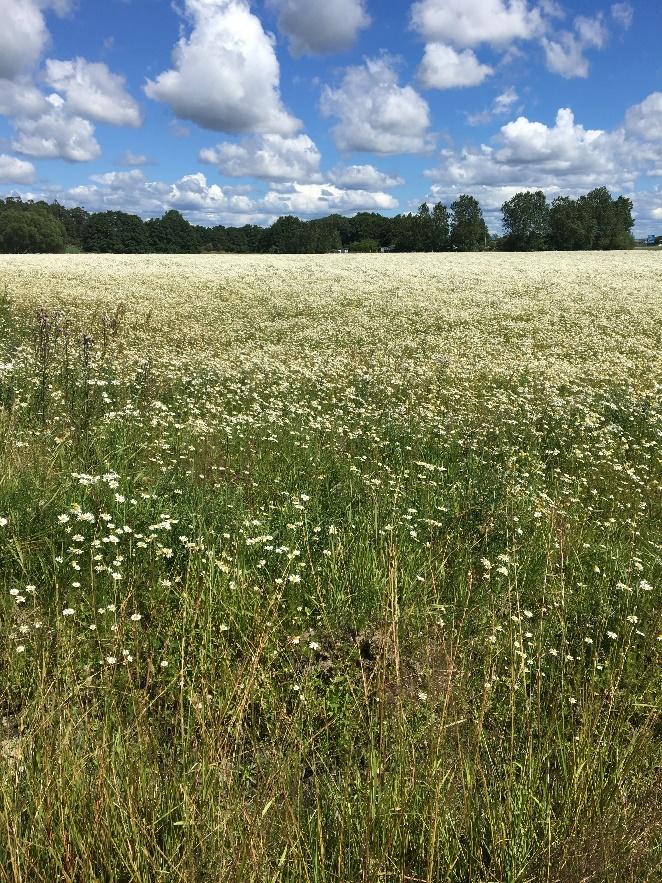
[
  {"left": 391, "top": 214, "right": 417, "bottom": 252},
  {"left": 81, "top": 211, "right": 148, "bottom": 253},
  {"left": 193, "top": 224, "right": 230, "bottom": 252},
  {"left": 549, "top": 189, "right": 635, "bottom": 250},
  {"left": 350, "top": 212, "right": 392, "bottom": 248},
  {"left": 578, "top": 187, "right": 634, "bottom": 249},
  {"left": 349, "top": 238, "right": 380, "bottom": 253},
  {"left": 222, "top": 227, "right": 248, "bottom": 253},
  {"left": 610, "top": 196, "right": 635, "bottom": 249},
  {"left": 0, "top": 209, "right": 66, "bottom": 253},
  {"left": 548, "top": 197, "right": 589, "bottom": 250},
  {"left": 237, "top": 224, "right": 265, "bottom": 253},
  {"left": 431, "top": 202, "right": 450, "bottom": 251},
  {"left": 414, "top": 203, "right": 434, "bottom": 251},
  {"left": 146, "top": 210, "right": 196, "bottom": 253},
  {"left": 308, "top": 219, "right": 342, "bottom": 252},
  {"left": 48, "top": 202, "right": 90, "bottom": 247},
  {"left": 412, "top": 202, "right": 451, "bottom": 251},
  {"left": 501, "top": 190, "right": 550, "bottom": 250},
  {"left": 0, "top": 186, "right": 637, "bottom": 254},
  {"left": 324, "top": 214, "right": 353, "bottom": 248},
  {"left": 266, "top": 215, "right": 310, "bottom": 253},
  {"left": 450, "top": 195, "right": 489, "bottom": 251}
]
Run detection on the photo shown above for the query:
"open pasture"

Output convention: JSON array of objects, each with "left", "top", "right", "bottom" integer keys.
[{"left": 0, "top": 252, "right": 660, "bottom": 882}]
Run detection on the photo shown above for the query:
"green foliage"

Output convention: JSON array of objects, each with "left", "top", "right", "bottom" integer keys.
[
  {"left": 549, "top": 188, "right": 635, "bottom": 250},
  {"left": 349, "top": 238, "right": 380, "bottom": 252},
  {"left": 391, "top": 212, "right": 417, "bottom": 251},
  {"left": 450, "top": 194, "right": 489, "bottom": 251},
  {"left": 415, "top": 202, "right": 433, "bottom": 251},
  {"left": 81, "top": 211, "right": 149, "bottom": 253},
  {"left": 145, "top": 209, "right": 196, "bottom": 253},
  {"left": 350, "top": 211, "right": 391, "bottom": 246},
  {"left": 311, "top": 219, "right": 343, "bottom": 253},
  {"left": 49, "top": 201, "right": 90, "bottom": 247},
  {"left": 0, "top": 207, "right": 66, "bottom": 253},
  {"left": 581, "top": 188, "right": 635, "bottom": 249},
  {"left": 549, "top": 196, "right": 587, "bottom": 250},
  {"left": 430, "top": 201, "right": 451, "bottom": 250},
  {"left": 0, "top": 187, "right": 639, "bottom": 255},
  {"left": 0, "top": 196, "right": 87, "bottom": 250},
  {"left": 265, "top": 215, "right": 310, "bottom": 253},
  {"left": 501, "top": 190, "right": 550, "bottom": 251},
  {"left": 412, "top": 202, "right": 450, "bottom": 251}
]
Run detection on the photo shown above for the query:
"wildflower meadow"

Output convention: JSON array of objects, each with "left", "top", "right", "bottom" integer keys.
[{"left": 0, "top": 252, "right": 660, "bottom": 882}]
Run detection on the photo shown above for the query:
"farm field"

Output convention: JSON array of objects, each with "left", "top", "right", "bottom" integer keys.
[{"left": 0, "top": 252, "right": 660, "bottom": 882}]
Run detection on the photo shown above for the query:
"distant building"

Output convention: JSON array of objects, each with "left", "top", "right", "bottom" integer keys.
[{"left": 646, "top": 235, "right": 657, "bottom": 245}]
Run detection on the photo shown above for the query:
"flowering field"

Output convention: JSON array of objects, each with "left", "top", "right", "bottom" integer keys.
[{"left": 0, "top": 252, "right": 660, "bottom": 882}]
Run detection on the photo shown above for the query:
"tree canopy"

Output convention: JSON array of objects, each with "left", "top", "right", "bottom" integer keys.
[
  {"left": 548, "top": 189, "right": 635, "bottom": 251},
  {"left": 0, "top": 189, "right": 639, "bottom": 255},
  {"left": 0, "top": 207, "right": 66, "bottom": 254},
  {"left": 502, "top": 191, "right": 550, "bottom": 251},
  {"left": 450, "top": 195, "right": 489, "bottom": 251},
  {"left": 81, "top": 211, "right": 148, "bottom": 254}
]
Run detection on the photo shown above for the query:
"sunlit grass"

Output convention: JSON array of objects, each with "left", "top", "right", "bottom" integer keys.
[{"left": 0, "top": 252, "right": 660, "bottom": 882}]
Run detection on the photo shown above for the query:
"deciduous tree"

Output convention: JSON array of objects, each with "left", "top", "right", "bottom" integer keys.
[{"left": 450, "top": 195, "right": 488, "bottom": 251}]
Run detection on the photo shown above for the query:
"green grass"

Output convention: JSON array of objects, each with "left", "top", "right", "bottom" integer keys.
[{"left": 0, "top": 254, "right": 660, "bottom": 882}]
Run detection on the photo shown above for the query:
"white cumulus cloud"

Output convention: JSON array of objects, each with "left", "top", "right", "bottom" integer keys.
[
  {"left": 200, "top": 134, "right": 322, "bottom": 181},
  {"left": 0, "top": 2, "right": 73, "bottom": 79},
  {"left": 67, "top": 169, "right": 257, "bottom": 223},
  {"left": 1, "top": 51, "right": 140, "bottom": 164},
  {"left": 44, "top": 58, "right": 142, "bottom": 127},
  {"left": 164, "top": 172, "right": 255, "bottom": 216},
  {"left": 118, "top": 151, "right": 151, "bottom": 167},
  {"left": 1, "top": 1, "right": 49, "bottom": 80},
  {"left": 420, "top": 100, "right": 662, "bottom": 234},
  {"left": 495, "top": 108, "right": 607, "bottom": 170},
  {"left": 262, "top": 182, "right": 398, "bottom": 215},
  {"left": 542, "top": 14, "right": 609, "bottom": 78},
  {"left": 12, "top": 104, "right": 101, "bottom": 162},
  {"left": 573, "top": 14, "right": 609, "bottom": 49},
  {"left": 630, "top": 188, "right": 662, "bottom": 233},
  {"left": 32, "top": 168, "right": 399, "bottom": 226},
  {"left": 0, "top": 79, "right": 49, "bottom": 118},
  {"left": 625, "top": 93, "right": 662, "bottom": 142},
  {"left": 0, "top": 154, "right": 37, "bottom": 184},
  {"left": 321, "top": 56, "right": 433, "bottom": 154},
  {"left": 89, "top": 169, "right": 147, "bottom": 188},
  {"left": 418, "top": 43, "right": 493, "bottom": 89},
  {"left": 426, "top": 108, "right": 633, "bottom": 196},
  {"left": 145, "top": 0, "right": 299, "bottom": 135},
  {"left": 268, "top": 0, "right": 370, "bottom": 55},
  {"left": 411, "top": 0, "right": 543, "bottom": 48},
  {"left": 611, "top": 3, "right": 633, "bottom": 30},
  {"left": 329, "top": 164, "right": 403, "bottom": 190},
  {"left": 467, "top": 87, "right": 519, "bottom": 126}
]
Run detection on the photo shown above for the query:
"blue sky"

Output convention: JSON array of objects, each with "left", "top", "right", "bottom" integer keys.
[{"left": 1, "top": 0, "right": 661, "bottom": 232}]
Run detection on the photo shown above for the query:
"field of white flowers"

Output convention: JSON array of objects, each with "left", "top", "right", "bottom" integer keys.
[{"left": 0, "top": 252, "right": 660, "bottom": 882}]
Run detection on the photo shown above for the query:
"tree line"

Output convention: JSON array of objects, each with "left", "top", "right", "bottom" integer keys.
[{"left": 0, "top": 187, "right": 637, "bottom": 254}]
